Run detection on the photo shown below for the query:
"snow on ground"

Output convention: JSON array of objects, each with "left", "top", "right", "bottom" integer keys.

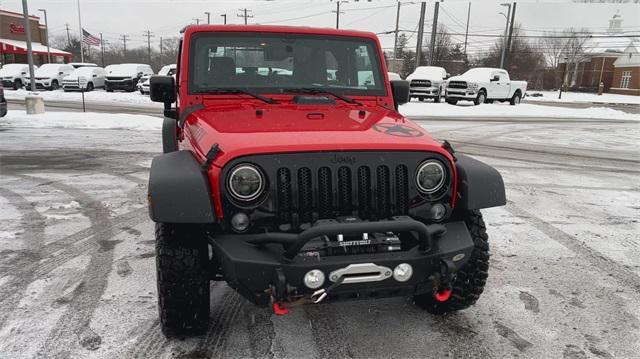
[
  {"left": 1, "top": 109, "right": 162, "bottom": 131},
  {"left": 4, "top": 89, "right": 161, "bottom": 108},
  {"left": 399, "top": 101, "right": 639, "bottom": 120},
  {"left": 525, "top": 90, "right": 640, "bottom": 105}
]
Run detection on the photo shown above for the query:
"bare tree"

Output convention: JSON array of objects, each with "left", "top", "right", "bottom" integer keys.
[{"left": 559, "top": 28, "right": 592, "bottom": 87}]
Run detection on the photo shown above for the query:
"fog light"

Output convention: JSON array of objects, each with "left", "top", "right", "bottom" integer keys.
[
  {"left": 430, "top": 203, "right": 446, "bottom": 221},
  {"left": 231, "top": 212, "right": 250, "bottom": 232},
  {"left": 304, "top": 269, "right": 325, "bottom": 289},
  {"left": 393, "top": 263, "right": 413, "bottom": 282}
]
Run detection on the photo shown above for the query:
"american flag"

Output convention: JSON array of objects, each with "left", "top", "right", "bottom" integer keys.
[{"left": 82, "top": 29, "right": 101, "bottom": 46}]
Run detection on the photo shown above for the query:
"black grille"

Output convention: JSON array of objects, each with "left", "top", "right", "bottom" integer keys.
[
  {"left": 274, "top": 164, "right": 409, "bottom": 222},
  {"left": 410, "top": 79, "right": 432, "bottom": 87},
  {"left": 448, "top": 81, "right": 467, "bottom": 89}
]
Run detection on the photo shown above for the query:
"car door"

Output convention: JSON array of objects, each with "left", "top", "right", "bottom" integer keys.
[{"left": 495, "top": 71, "right": 510, "bottom": 99}]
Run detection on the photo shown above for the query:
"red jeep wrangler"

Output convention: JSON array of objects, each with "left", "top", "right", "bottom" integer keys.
[{"left": 148, "top": 25, "right": 505, "bottom": 337}]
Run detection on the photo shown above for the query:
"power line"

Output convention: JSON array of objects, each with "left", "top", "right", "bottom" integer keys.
[
  {"left": 237, "top": 8, "right": 254, "bottom": 25},
  {"left": 120, "top": 34, "right": 130, "bottom": 56}
]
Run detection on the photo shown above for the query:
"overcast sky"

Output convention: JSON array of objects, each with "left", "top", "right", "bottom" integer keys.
[{"left": 1, "top": 0, "right": 638, "bottom": 54}]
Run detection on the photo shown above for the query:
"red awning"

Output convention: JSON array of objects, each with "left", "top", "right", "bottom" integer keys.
[{"left": 0, "top": 38, "right": 72, "bottom": 58}]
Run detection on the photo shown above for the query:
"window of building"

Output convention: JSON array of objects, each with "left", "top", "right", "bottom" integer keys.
[{"left": 620, "top": 71, "right": 631, "bottom": 89}]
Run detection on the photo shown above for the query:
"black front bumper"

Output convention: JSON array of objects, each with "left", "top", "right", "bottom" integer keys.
[
  {"left": 1, "top": 80, "right": 15, "bottom": 88},
  {"left": 105, "top": 81, "right": 135, "bottom": 91},
  {"left": 211, "top": 217, "right": 474, "bottom": 306}
]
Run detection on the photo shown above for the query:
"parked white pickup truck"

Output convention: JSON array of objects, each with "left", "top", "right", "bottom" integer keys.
[
  {"left": 445, "top": 67, "right": 527, "bottom": 105},
  {"left": 406, "top": 66, "right": 449, "bottom": 102}
]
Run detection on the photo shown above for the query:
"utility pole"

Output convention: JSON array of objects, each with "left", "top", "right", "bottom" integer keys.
[
  {"left": 159, "top": 37, "right": 163, "bottom": 66},
  {"left": 505, "top": 2, "right": 517, "bottom": 69},
  {"left": 332, "top": 1, "right": 345, "bottom": 29},
  {"left": 393, "top": 1, "right": 401, "bottom": 59},
  {"left": 21, "top": 0, "right": 36, "bottom": 92},
  {"left": 415, "top": 2, "right": 426, "bottom": 68},
  {"left": 205, "top": 12, "right": 211, "bottom": 24},
  {"left": 221, "top": 14, "right": 227, "bottom": 24},
  {"left": 65, "top": 24, "right": 71, "bottom": 47},
  {"left": 143, "top": 30, "right": 154, "bottom": 66},
  {"left": 428, "top": 1, "right": 440, "bottom": 65},
  {"left": 77, "top": 0, "right": 84, "bottom": 62},
  {"left": 99, "top": 33, "right": 105, "bottom": 67},
  {"left": 120, "top": 34, "right": 130, "bottom": 57},
  {"left": 463, "top": 2, "right": 471, "bottom": 57},
  {"left": 237, "top": 8, "right": 253, "bottom": 25},
  {"left": 499, "top": 3, "right": 511, "bottom": 69},
  {"left": 38, "top": 9, "right": 51, "bottom": 63}
]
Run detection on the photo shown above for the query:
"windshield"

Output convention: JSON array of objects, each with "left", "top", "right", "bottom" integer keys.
[
  {"left": 189, "top": 33, "right": 386, "bottom": 96},
  {"left": 35, "top": 64, "right": 66, "bottom": 77}
]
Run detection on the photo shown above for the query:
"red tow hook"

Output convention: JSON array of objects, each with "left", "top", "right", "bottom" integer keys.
[
  {"left": 434, "top": 288, "right": 452, "bottom": 302},
  {"left": 272, "top": 302, "right": 289, "bottom": 316}
]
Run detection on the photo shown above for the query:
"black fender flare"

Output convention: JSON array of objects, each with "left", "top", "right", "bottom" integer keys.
[
  {"left": 148, "top": 150, "right": 215, "bottom": 223},
  {"left": 455, "top": 154, "right": 506, "bottom": 210}
]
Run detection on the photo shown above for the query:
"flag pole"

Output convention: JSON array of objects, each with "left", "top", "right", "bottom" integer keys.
[{"left": 77, "top": 0, "right": 84, "bottom": 62}]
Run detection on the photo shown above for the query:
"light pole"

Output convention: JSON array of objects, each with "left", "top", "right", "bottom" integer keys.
[
  {"left": 559, "top": 56, "right": 568, "bottom": 99},
  {"left": 205, "top": 12, "right": 211, "bottom": 24},
  {"left": 221, "top": 14, "right": 227, "bottom": 24},
  {"left": 21, "top": 0, "right": 36, "bottom": 92},
  {"left": 499, "top": 3, "right": 511, "bottom": 69},
  {"left": 37, "top": 9, "right": 51, "bottom": 63}
]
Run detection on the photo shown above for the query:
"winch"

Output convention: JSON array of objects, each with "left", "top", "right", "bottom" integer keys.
[{"left": 299, "top": 217, "right": 403, "bottom": 257}]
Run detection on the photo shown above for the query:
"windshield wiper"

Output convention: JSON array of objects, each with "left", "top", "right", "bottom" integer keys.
[
  {"left": 282, "top": 88, "right": 362, "bottom": 106},
  {"left": 195, "top": 87, "right": 278, "bottom": 104}
]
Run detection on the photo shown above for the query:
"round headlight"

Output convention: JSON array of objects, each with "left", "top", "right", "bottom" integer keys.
[
  {"left": 228, "top": 164, "right": 264, "bottom": 201},
  {"left": 416, "top": 160, "right": 446, "bottom": 194}
]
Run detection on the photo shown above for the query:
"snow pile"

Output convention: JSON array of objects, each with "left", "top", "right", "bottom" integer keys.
[
  {"left": 1, "top": 110, "right": 162, "bottom": 131},
  {"left": 399, "top": 102, "right": 639, "bottom": 121},
  {"left": 525, "top": 91, "right": 640, "bottom": 105},
  {"left": 4, "top": 89, "right": 161, "bottom": 107}
]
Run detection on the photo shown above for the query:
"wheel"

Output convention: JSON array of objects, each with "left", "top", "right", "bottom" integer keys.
[
  {"left": 156, "top": 223, "right": 210, "bottom": 337},
  {"left": 473, "top": 91, "right": 486, "bottom": 105},
  {"left": 446, "top": 99, "right": 458, "bottom": 105},
  {"left": 485, "top": 99, "right": 494, "bottom": 104},
  {"left": 434, "top": 94, "right": 441, "bottom": 103},
  {"left": 86, "top": 82, "right": 94, "bottom": 92},
  {"left": 50, "top": 80, "right": 59, "bottom": 90},
  {"left": 510, "top": 92, "right": 522, "bottom": 105},
  {"left": 418, "top": 97, "right": 425, "bottom": 102},
  {"left": 106, "top": 87, "right": 113, "bottom": 92},
  {"left": 13, "top": 79, "right": 22, "bottom": 90},
  {"left": 414, "top": 210, "right": 490, "bottom": 314},
  {"left": 140, "top": 89, "right": 145, "bottom": 95}
]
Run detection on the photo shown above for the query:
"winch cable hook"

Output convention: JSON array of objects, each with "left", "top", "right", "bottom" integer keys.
[{"left": 311, "top": 276, "right": 345, "bottom": 303}]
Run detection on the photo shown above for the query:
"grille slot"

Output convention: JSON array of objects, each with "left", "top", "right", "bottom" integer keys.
[
  {"left": 357, "top": 166, "right": 372, "bottom": 219},
  {"left": 276, "top": 168, "right": 291, "bottom": 222},
  {"left": 410, "top": 79, "right": 432, "bottom": 87},
  {"left": 298, "top": 168, "right": 313, "bottom": 223},
  {"left": 337, "top": 167, "right": 352, "bottom": 215},
  {"left": 395, "top": 165, "right": 409, "bottom": 215},
  {"left": 318, "top": 167, "right": 333, "bottom": 218},
  {"left": 376, "top": 166, "right": 391, "bottom": 219}
]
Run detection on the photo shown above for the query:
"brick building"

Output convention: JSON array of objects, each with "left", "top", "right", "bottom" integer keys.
[
  {"left": 610, "top": 42, "right": 640, "bottom": 95},
  {"left": 0, "top": 9, "right": 71, "bottom": 65}
]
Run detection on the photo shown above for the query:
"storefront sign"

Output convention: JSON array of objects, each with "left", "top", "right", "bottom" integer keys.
[{"left": 9, "top": 23, "right": 25, "bottom": 34}]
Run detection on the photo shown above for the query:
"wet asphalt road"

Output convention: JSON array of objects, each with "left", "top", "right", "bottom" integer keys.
[{"left": 0, "top": 107, "right": 639, "bottom": 358}]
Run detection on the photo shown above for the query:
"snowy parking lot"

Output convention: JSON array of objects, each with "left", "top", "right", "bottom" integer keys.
[{"left": 0, "top": 101, "right": 639, "bottom": 358}]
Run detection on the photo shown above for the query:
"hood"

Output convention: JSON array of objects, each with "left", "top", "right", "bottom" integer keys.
[
  {"left": 183, "top": 101, "right": 450, "bottom": 167},
  {"left": 0, "top": 65, "right": 27, "bottom": 77}
]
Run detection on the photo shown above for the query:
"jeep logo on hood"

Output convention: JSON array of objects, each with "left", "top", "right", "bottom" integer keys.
[{"left": 330, "top": 154, "right": 357, "bottom": 165}]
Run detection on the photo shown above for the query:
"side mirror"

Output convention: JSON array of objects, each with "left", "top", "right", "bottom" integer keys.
[
  {"left": 137, "top": 72, "right": 143, "bottom": 77},
  {"left": 150, "top": 75, "right": 176, "bottom": 105},
  {"left": 92, "top": 74, "right": 97, "bottom": 78},
  {"left": 21, "top": 72, "right": 27, "bottom": 75},
  {"left": 390, "top": 80, "right": 410, "bottom": 110},
  {"left": 490, "top": 75, "right": 499, "bottom": 82},
  {"left": 59, "top": 72, "right": 64, "bottom": 75},
  {"left": 445, "top": 73, "right": 450, "bottom": 79}
]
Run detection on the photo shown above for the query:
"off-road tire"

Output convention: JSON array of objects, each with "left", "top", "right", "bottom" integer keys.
[
  {"left": 414, "top": 210, "right": 490, "bottom": 314},
  {"left": 474, "top": 91, "right": 486, "bottom": 105},
  {"left": 156, "top": 223, "right": 210, "bottom": 337},
  {"left": 510, "top": 91, "right": 521, "bottom": 105},
  {"left": 446, "top": 99, "right": 458, "bottom": 105}
]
